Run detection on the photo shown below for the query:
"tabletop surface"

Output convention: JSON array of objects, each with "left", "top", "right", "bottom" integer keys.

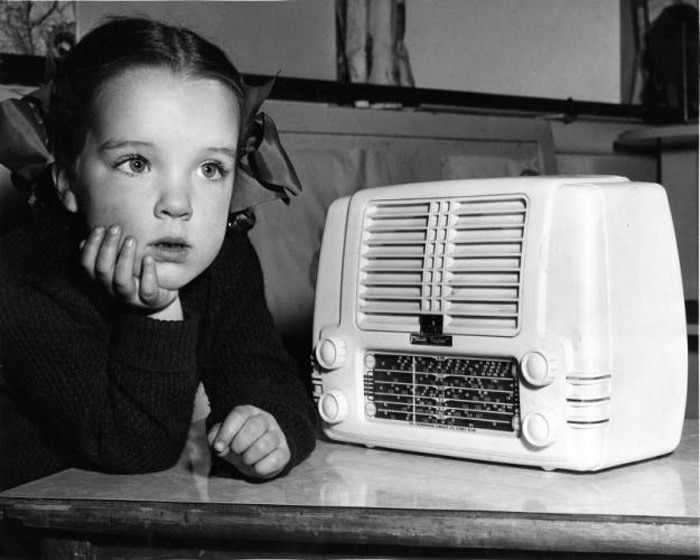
[
  {"left": 2, "top": 420, "right": 698, "bottom": 519},
  {"left": 1, "top": 421, "right": 698, "bottom": 556}
]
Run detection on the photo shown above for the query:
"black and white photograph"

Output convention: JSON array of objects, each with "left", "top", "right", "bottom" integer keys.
[{"left": 0, "top": 1, "right": 697, "bottom": 558}]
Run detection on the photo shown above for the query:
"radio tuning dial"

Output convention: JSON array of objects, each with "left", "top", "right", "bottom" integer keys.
[
  {"left": 520, "top": 351, "right": 555, "bottom": 386},
  {"left": 318, "top": 390, "right": 348, "bottom": 424},
  {"left": 315, "top": 337, "right": 348, "bottom": 370},
  {"left": 522, "top": 410, "right": 557, "bottom": 448}
]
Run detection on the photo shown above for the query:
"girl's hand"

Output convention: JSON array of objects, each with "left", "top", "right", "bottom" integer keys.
[
  {"left": 208, "top": 405, "right": 291, "bottom": 479},
  {"left": 80, "top": 224, "right": 178, "bottom": 312}
]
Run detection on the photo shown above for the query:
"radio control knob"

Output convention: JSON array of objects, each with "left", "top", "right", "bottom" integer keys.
[
  {"left": 520, "top": 351, "right": 555, "bottom": 386},
  {"left": 522, "top": 410, "right": 557, "bottom": 448},
  {"left": 315, "top": 337, "right": 348, "bottom": 370},
  {"left": 318, "top": 390, "right": 349, "bottom": 424}
]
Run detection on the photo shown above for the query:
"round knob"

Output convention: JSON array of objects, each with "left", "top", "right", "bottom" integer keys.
[
  {"left": 315, "top": 337, "right": 348, "bottom": 370},
  {"left": 520, "top": 351, "right": 555, "bottom": 387},
  {"left": 318, "top": 390, "right": 349, "bottom": 423},
  {"left": 521, "top": 410, "right": 557, "bottom": 448}
]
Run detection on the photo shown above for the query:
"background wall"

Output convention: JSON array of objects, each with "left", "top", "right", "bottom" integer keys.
[
  {"left": 77, "top": 0, "right": 621, "bottom": 103},
  {"left": 76, "top": 1, "right": 336, "bottom": 80},
  {"left": 404, "top": 0, "right": 621, "bottom": 102}
]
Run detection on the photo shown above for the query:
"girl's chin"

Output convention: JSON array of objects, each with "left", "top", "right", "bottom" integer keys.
[{"left": 153, "top": 263, "right": 198, "bottom": 291}]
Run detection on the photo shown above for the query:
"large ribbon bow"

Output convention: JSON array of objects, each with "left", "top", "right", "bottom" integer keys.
[
  {"left": 0, "top": 77, "right": 301, "bottom": 217},
  {"left": 0, "top": 85, "right": 53, "bottom": 206},
  {"left": 233, "top": 77, "right": 302, "bottom": 213}
]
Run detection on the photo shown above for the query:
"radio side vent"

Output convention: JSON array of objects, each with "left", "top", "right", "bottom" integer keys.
[{"left": 358, "top": 196, "right": 527, "bottom": 336}]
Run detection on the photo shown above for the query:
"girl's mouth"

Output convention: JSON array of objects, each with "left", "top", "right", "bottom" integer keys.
[{"left": 149, "top": 238, "right": 191, "bottom": 263}]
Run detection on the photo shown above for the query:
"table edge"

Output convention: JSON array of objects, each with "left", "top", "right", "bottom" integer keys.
[{"left": 2, "top": 497, "right": 698, "bottom": 556}]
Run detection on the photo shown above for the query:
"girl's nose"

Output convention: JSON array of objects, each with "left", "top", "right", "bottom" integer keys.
[{"left": 154, "top": 185, "right": 192, "bottom": 220}]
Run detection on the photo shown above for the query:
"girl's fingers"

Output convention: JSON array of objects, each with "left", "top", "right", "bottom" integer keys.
[
  {"left": 94, "top": 224, "right": 121, "bottom": 283},
  {"left": 79, "top": 226, "right": 105, "bottom": 276},
  {"left": 230, "top": 413, "right": 268, "bottom": 456},
  {"left": 253, "top": 446, "right": 290, "bottom": 478},
  {"left": 138, "top": 255, "right": 161, "bottom": 305},
  {"left": 207, "top": 423, "right": 222, "bottom": 447},
  {"left": 138, "top": 259, "right": 178, "bottom": 310},
  {"left": 211, "top": 408, "right": 250, "bottom": 455},
  {"left": 241, "top": 430, "right": 282, "bottom": 466},
  {"left": 208, "top": 407, "right": 291, "bottom": 479},
  {"left": 80, "top": 227, "right": 177, "bottom": 310},
  {"left": 112, "top": 237, "right": 137, "bottom": 298}
]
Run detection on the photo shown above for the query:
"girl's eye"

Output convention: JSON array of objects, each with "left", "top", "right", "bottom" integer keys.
[
  {"left": 200, "top": 161, "right": 228, "bottom": 180},
  {"left": 114, "top": 155, "right": 150, "bottom": 175}
]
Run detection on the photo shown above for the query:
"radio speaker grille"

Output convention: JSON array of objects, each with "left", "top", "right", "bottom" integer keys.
[{"left": 358, "top": 196, "right": 527, "bottom": 336}]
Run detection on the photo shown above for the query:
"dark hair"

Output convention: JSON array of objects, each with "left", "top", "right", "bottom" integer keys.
[{"left": 50, "top": 17, "right": 245, "bottom": 173}]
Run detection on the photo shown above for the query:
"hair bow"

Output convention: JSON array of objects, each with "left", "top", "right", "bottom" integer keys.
[
  {"left": 233, "top": 77, "right": 302, "bottom": 214},
  {"left": 0, "top": 85, "right": 53, "bottom": 207},
  {"left": 0, "top": 77, "right": 301, "bottom": 223}
]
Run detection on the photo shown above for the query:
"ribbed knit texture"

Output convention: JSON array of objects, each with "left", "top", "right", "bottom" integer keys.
[{"left": 0, "top": 218, "right": 317, "bottom": 490}]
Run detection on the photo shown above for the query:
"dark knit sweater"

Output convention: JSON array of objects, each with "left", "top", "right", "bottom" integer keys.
[{"left": 0, "top": 217, "right": 317, "bottom": 490}]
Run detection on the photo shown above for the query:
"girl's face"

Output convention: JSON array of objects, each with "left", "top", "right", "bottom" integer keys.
[{"left": 60, "top": 67, "right": 240, "bottom": 289}]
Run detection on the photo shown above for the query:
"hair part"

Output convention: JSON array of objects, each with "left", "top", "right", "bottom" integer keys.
[{"left": 50, "top": 17, "right": 245, "bottom": 174}]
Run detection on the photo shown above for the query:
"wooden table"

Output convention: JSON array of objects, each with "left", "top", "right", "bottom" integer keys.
[{"left": 1, "top": 421, "right": 698, "bottom": 559}]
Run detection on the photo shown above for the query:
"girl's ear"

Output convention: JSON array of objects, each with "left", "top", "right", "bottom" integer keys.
[{"left": 53, "top": 165, "right": 79, "bottom": 213}]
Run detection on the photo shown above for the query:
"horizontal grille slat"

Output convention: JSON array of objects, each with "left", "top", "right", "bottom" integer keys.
[
  {"left": 366, "top": 232, "right": 428, "bottom": 243},
  {"left": 449, "top": 271, "right": 520, "bottom": 284},
  {"left": 449, "top": 316, "right": 519, "bottom": 330},
  {"left": 364, "top": 245, "right": 426, "bottom": 257},
  {"left": 358, "top": 195, "right": 527, "bottom": 336},
  {"left": 454, "top": 200, "right": 526, "bottom": 214},
  {"left": 454, "top": 214, "right": 525, "bottom": 227},
  {"left": 452, "top": 243, "right": 522, "bottom": 255},
  {"left": 368, "top": 217, "right": 430, "bottom": 229},
  {"left": 444, "top": 301, "right": 518, "bottom": 314},
  {"left": 361, "top": 315, "right": 421, "bottom": 330},
  {"left": 363, "top": 272, "right": 424, "bottom": 284},
  {"left": 450, "top": 257, "right": 521, "bottom": 270},
  {"left": 447, "top": 287, "right": 519, "bottom": 299},
  {"left": 362, "top": 285, "right": 423, "bottom": 299},
  {"left": 453, "top": 228, "right": 524, "bottom": 242},
  {"left": 371, "top": 203, "right": 432, "bottom": 216},
  {"left": 363, "top": 259, "right": 425, "bottom": 271},
  {"left": 360, "top": 300, "right": 423, "bottom": 313}
]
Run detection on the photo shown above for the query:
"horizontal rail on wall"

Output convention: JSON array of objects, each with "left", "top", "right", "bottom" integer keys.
[{"left": 0, "top": 53, "right": 685, "bottom": 123}]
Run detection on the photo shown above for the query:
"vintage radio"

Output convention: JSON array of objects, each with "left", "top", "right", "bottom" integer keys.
[{"left": 311, "top": 176, "right": 687, "bottom": 471}]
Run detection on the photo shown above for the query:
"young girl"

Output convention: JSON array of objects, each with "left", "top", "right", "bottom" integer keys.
[{"left": 0, "top": 17, "right": 317, "bottom": 490}]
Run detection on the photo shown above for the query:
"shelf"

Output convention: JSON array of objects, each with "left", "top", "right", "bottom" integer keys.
[{"left": 616, "top": 124, "right": 698, "bottom": 148}]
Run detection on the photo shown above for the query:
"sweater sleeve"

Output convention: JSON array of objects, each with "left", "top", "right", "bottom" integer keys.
[
  {"left": 201, "top": 232, "right": 317, "bottom": 473},
  {"left": 0, "top": 275, "right": 201, "bottom": 474}
]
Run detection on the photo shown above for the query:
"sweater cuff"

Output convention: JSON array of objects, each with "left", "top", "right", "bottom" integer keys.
[
  {"left": 257, "top": 400, "right": 317, "bottom": 470},
  {"left": 112, "top": 312, "right": 199, "bottom": 373}
]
